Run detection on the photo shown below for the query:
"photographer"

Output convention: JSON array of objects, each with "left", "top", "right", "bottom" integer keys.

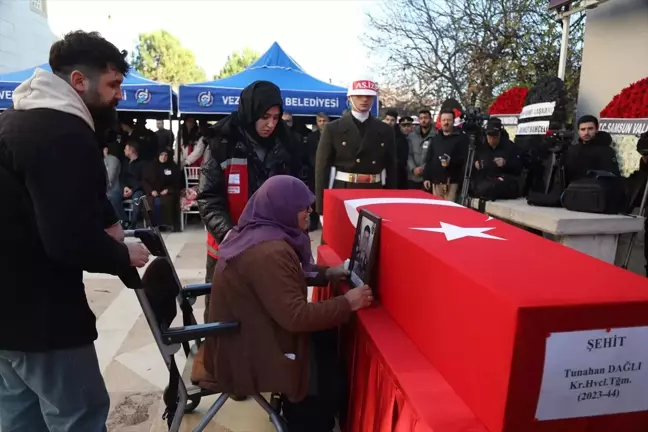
[
  {"left": 422, "top": 109, "right": 468, "bottom": 201},
  {"left": 473, "top": 118, "right": 522, "bottom": 178},
  {"left": 564, "top": 115, "right": 620, "bottom": 186}
]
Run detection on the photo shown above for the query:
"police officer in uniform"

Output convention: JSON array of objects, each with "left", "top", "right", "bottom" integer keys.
[{"left": 315, "top": 78, "right": 397, "bottom": 220}]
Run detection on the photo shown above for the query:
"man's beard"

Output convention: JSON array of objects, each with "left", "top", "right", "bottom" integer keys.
[
  {"left": 82, "top": 91, "right": 118, "bottom": 135},
  {"left": 89, "top": 104, "right": 118, "bottom": 134}
]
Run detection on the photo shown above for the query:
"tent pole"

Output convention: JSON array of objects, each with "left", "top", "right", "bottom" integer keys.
[
  {"left": 175, "top": 114, "right": 182, "bottom": 164},
  {"left": 557, "top": 8, "right": 571, "bottom": 80}
]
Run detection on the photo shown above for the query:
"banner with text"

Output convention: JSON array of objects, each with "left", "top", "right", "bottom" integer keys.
[
  {"left": 178, "top": 85, "right": 364, "bottom": 117},
  {"left": 491, "top": 115, "right": 519, "bottom": 126},
  {"left": 599, "top": 118, "right": 648, "bottom": 136},
  {"left": 0, "top": 82, "right": 173, "bottom": 112},
  {"left": 520, "top": 102, "right": 556, "bottom": 120},
  {"left": 516, "top": 120, "right": 550, "bottom": 135},
  {"left": 536, "top": 326, "right": 648, "bottom": 421}
]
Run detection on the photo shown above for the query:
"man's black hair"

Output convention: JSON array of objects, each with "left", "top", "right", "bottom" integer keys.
[
  {"left": 364, "top": 225, "right": 371, "bottom": 234},
  {"left": 124, "top": 139, "right": 140, "bottom": 154},
  {"left": 385, "top": 110, "right": 398, "bottom": 118},
  {"left": 419, "top": 109, "right": 432, "bottom": 117},
  {"left": 49, "top": 30, "right": 129, "bottom": 77},
  {"left": 398, "top": 117, "right": 412, "bottom": 124},
  {"left": 577, "top": 115, "right": 599, "bottom": 129},
  {"left": 439, "top": 108, "right": 455, "bottom": 118}
]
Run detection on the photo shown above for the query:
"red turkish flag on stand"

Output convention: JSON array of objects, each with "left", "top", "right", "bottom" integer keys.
[{"left": 322, "top": 189, "right": 648, "bottom": 432}]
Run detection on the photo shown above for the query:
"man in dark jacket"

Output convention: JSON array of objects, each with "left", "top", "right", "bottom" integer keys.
[
  {"left": 0, "top": 31, "right": 150, "bottom": 432},
  {"left": 282, "top": 111, "right": 306, "bottom": 177},
  {"left": 564, "top": 115, "right": 620, "bottom": 185},
  {"left": 627, "top": 132, "right": 648, "bottom": 276},
  {"left": 470, "top": 118, "right": 522, "bottom": 199},
  {"left": 385, "top": 110, "right": 410, "bottom": 189},
  {"left": 306, "top": 112, "right": 329, "bottom": 230},
  {"left": 119, "top": 139, "right": 148, "bottom": 228},
  {"left": 474, "top": 118, "right": 522, "bottom": 177},
  {"left": 422, "top": 108, "right": 468, "bottom": 201}
]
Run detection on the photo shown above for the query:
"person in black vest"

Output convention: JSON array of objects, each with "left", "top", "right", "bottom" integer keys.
[{"left": 564, "top": 115, "right": 620, "bottom": 186}]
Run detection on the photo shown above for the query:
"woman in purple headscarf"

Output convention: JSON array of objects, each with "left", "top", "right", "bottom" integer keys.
[{"left": 196, "top": 175, "right": 373, "bottom": 432}]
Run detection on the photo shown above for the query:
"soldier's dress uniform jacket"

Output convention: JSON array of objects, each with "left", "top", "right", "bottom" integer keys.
[{"left": 315, "top": 111, "right": 397, "bottom": 214}]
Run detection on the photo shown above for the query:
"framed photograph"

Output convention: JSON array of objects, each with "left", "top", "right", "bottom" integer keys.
[{"left": 348, "top": 209, "right": 382, "bottom": 289}]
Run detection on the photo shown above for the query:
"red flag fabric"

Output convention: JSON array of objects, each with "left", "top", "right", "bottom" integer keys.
[{"left": 322, "top": 189, "right": 648, "bottom": 432}]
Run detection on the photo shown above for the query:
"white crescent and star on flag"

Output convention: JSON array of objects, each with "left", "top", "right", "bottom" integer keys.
[{"left": 343, "top": 197, "right": 506, "bottom": 242}]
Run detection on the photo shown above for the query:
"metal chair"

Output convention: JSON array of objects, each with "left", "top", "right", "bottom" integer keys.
[
  {"left": 123, "top": 196, "right": 147, "bottom": 228},
  {"left": 120, "top": 202, "right": 287, "bottom": 431},
  {"left": 181, "top": 166, "right": 202, "bottom": 231}
]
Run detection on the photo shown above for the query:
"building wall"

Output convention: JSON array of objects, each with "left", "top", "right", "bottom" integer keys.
[
  {"left": 0, "top": 0, "right": 57, "bottom": 74},
  {"left": 576, "top": 0, "right": 648, "bottom": 119}
]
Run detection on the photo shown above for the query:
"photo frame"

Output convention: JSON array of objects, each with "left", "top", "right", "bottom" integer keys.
[{"left": 348, "top": 209, "right": 382, "bottom": 290}]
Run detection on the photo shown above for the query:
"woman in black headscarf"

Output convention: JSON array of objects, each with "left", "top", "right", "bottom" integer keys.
[
  {"left": 142, "top": 148, "right": 181, "bottom": 229},
  {"left": 195, "top": 80, "right": 296, "bottom": 320}
]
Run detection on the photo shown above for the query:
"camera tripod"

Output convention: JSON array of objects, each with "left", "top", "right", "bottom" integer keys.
[
  {"left": 544, "top": 148, "right": 567, "bottom": 195},
  {"left": 621, "top": 174, "right": 648, "bottom": 270},
  {"left": 459, "top": 133, "right": 478, "bottom": 207}
]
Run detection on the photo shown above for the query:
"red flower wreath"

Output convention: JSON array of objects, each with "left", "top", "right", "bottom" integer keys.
[
  {"left": 488, "top": 86, "right": 529, "bottom": 115},
  {"left": 600, "top": 77, "right": 648, "bottom": 118}
]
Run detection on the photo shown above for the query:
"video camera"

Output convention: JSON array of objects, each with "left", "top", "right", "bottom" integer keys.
[
  {"left": 458, "top": 107, "right": 490, "bottom": 206},
  {"left": 462, "top": 106, "right": 490, "bottom": 135},
  {"left": 545, "top": 129, "right": 575, "bottom": 153}
]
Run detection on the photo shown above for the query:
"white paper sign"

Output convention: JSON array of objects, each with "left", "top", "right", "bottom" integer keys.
[
  {"left": 516, "top": 120, "right": 550, "bottom": 136},
  {"left": 519, "top": 101, "right": 556, "bottom": 120},
  {"left": 535, "top": 326, "right": 648, "bottom": 421}
]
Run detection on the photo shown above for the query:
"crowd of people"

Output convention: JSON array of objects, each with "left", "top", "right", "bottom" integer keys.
[{"left": 0, "top": 28, "right": 646, "bottom": 432}]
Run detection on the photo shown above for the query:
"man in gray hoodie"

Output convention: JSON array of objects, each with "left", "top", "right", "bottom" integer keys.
[
  {"left": 407, "top": 109, "right": 436, "bottom": 189},
  {"left": 407, "top": 109, "right": 436, "bottom": 188},
  {"left": 0, "top": 31, "right": 150, "bottom": 432}
]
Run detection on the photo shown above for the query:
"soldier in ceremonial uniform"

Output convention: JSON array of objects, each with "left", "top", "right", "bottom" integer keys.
[{"left": 315, "top": 78, "right": 397, "bottom": 220}]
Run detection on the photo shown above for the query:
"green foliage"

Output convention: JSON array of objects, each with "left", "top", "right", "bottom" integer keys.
[
  {"left": 132, "top": 30, "right": 206, "bottom": 87},
  {"left": 214, "top": 48, "right": 260, "bottom": 80}
]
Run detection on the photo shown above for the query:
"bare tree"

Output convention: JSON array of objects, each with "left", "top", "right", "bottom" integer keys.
[{"left": 366, "top": 0, "right": 584, "bottom": 112}]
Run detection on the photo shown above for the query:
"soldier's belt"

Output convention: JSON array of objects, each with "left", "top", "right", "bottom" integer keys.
[{"left": 335, "top": 171, "right": 382, "bottom": 184}]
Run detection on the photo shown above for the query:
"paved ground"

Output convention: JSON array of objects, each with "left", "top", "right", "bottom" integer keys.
[{"left": 89, "top": 220, "right": 645, "bottom": 431}]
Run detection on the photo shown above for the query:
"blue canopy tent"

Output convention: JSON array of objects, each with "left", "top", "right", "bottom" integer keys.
[
  {"left": 0, "top": 64, "right": 175, "bottom": 113},
  {"left": 178, "top": 42, "right": 378, "bottom": 117}
]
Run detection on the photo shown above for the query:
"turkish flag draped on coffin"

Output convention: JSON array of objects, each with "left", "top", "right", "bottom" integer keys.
[{"left": 322, "top": 189, "right": 648, "bottom": 432}]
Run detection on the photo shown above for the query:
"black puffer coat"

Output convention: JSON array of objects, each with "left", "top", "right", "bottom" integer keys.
[
  {"left": 564, "top": 131, "right": 620, "bottom": 186},
  {"left": 197, "top": 115, "right": 295, "bottom": 243}
]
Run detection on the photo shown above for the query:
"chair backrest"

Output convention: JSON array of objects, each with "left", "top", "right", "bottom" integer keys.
[
  {"left": 141, "top": 257, "right": 180, "bottom": 329},
  {"left": 184, "top": 166, "right": 201, "bottom": 189}
]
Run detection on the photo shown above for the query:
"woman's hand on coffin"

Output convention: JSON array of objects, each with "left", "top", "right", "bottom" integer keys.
[{"left": 345, "top": 285, "right": 373, "bottom": 311}]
